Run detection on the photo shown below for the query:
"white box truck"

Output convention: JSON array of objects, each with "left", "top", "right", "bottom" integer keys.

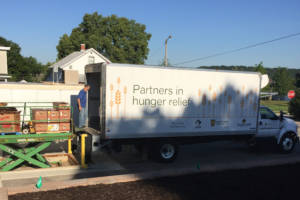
[{"left": 82, "top": 63, "right": 298, "bottom": 162}]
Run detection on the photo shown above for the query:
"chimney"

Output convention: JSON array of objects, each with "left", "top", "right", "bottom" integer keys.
[{"left": 80, "top": 44, "right": 86, "bottom": 52}]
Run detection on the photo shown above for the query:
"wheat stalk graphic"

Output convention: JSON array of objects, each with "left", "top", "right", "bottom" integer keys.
[
  {"left": 227, "top": 95, "right": 232, "bottom": 118},
  {"left": 198, "top": 89, "right": 201, "bottom": 97},
  {"left": 202, "top": 94, "right": 207, "bottom": 118},
  {"left": 110, "top": 84, "right": 114, "bottom": 119},
  {"left": 223, "top": 90, "right": 227, "bottom": 117},
  {"left": 123, "top": 86, "right": 127, "bottom": 117},
  {"left": 240, "top": 85, "right": 245, "bottom": 117},
  {"left": 218, "top": 86, "right": 223, "bottom": 117},
  {"left": 115, "top": 77, "right": 121, "bottom": 118},
  {"left": 240, "top": 99, "right": 245, "bottom": 117},
  {"left": 236, "top": 90, "right": 240, "bottom": 118},
  {"left": 207, "top": 85, "right": 212, "bottom": 117},
  {"left": 212, "top": 91, "right": 217, "bottom": 118},
  {"left": 198, "top": 89, "right": 201, "bottom": 118}
]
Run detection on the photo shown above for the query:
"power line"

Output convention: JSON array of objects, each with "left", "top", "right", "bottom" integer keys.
[
  {"left": 148, "top": 45, "right": 164, "bottom": 58},
  {"left": 146, "top": 45, "right": 165, "bottom": 66},
  {"left": 174, "top": 32, "right": 300, "bottom": 66}
]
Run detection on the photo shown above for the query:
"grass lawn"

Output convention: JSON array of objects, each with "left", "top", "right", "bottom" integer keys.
[{"left": 260, "top": 100, "right": 289, "bottom": 113}]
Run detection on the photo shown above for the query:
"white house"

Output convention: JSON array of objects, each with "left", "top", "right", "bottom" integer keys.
[
  {"left": 49, "top": 44, "right": 111, "bottom": 83},
  {"left": 0, "top": 46, "right": 11, "bottom": 82}
]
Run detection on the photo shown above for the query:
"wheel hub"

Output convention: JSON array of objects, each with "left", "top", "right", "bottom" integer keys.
[
  {"left": 160, "top": 144, "right": 175, "bottom": 159},
  {"left": 282, "top": 137, "right": 293, "bottom": 151}
]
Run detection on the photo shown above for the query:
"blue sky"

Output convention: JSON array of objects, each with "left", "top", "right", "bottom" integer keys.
[{"left": 0, "top": 0, "right": 299, "bottom": 68}]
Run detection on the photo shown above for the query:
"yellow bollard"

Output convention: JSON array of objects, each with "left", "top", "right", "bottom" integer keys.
[
  {"left": 68, "top": 139, "right": 72, "bottom": 154},
  {"left": 81, "top": 134, "right": 88, "bottom": 168}
]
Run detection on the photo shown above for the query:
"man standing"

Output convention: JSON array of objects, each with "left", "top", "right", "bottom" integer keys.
[{"left": 77, "top": 84, "right": 90, "bottom": 128}]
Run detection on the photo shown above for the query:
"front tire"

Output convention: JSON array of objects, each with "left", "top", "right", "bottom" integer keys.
[
  {"left": 151, "top": 142, "right": 178, "bottom": 163},
  {"left": 279, "top": 133, "right": 297, "bottom": 153}
]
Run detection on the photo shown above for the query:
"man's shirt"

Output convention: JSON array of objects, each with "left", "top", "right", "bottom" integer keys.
[{"left": 77, "top": 89, "right": 87, "bottom": 108}]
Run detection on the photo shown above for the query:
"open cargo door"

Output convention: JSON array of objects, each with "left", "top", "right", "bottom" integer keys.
[{"left": 86, "top": 64, "right": 102, "bottom": 131}]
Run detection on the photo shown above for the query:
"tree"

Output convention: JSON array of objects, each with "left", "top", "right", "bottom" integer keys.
[
  {"left": 272, "top": 67, "right": 294, "bottom": 97},
  {"left": 289, "top": 88, "right": 300, "bottom": 119},
  {"left": 56, "top": 34, "right": 74, "bottom": 59},
  {"left": 254, "top": 62, "right": 266, "bottom": 74},
  {"left": 295, "top": 73, "right": 300, "bottom": 88},
  {"left": 0, "top": 36, "right": 47, "bottom": 82},
  {"left": 56, "top": 12, "right": 152, "bottom": 64}
]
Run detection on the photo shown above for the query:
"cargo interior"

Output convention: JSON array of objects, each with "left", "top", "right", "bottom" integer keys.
[{"left": 87, "top": 72, "right": 101, "bottom": 132}]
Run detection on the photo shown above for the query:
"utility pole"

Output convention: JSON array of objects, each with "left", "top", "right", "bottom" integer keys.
[{"left": 164, "top": 35, "right": 172, "bottom": 66}]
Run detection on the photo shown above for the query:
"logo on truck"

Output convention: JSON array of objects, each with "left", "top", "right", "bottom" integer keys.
[{"left": 109, "top": 77, "right": 127, "bottom": 119}]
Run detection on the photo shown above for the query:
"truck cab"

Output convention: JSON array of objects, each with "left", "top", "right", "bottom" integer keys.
[{"left": 256, "top": 106, "right": 298, "bottom": 153}]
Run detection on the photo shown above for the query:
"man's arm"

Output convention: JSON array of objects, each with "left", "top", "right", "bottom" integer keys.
[{"left": 77, "top": 98, "right": 82, "bottom": 111}]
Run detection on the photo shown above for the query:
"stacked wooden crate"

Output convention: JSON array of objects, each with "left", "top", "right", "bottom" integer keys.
[
  {"left": 53, "top": 102, "right": 71, "bottom": 132},
  {"left": 0, "top": 107, "right": 21, "bottom": 133},
  {"left": 32, "top": 102, "right": 71, "bottom": 133}
]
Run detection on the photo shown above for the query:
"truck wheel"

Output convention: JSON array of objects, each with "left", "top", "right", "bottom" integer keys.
[
  {"left": 279, "top": 133, "right": 297, "bottom": 153},
  {"left": 151, "top": 142, "right": 178, "bottom": 163}
]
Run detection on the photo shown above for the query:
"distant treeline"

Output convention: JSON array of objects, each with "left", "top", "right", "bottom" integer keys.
[
  {"left": 198, "top": 65, "right": 299, "bottom": 79},
  {"left": 198, "top": 65, "right": 300, "bottom": 96}
]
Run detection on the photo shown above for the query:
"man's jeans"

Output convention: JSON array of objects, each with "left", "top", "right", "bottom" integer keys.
[{"left": 79, "top": 107, "right": 87, "bottom": 128}]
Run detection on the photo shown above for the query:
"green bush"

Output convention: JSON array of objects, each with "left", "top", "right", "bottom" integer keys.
[{"left": 288, "top": 88, "right": 300, "bottom": 119}]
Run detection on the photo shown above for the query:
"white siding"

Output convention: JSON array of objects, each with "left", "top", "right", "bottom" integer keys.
[
  {"left": 0, "top": 84, "right": 82, "bottom": 103},
  {"left": 0, "top": 51, "right": 8, "bottom": 74},
  {"left": 0, "top": 83, "right": 83, "bottom": 125}
]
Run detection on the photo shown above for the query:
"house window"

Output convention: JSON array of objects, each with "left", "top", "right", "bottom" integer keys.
[{"left": 88, "top": 56, "right": 95, "bottom": 64}]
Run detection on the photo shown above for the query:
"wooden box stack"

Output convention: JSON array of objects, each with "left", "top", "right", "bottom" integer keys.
[
  {"left": 32, "top": 102, "right": 71, "bottom": 133},
  {"left": 54, "top": 102, "right": 71, "bottom": 132},
  {"left": 32, "top": 109, "right": 59, "bottom": 133},
  {"left": 0, "top": 107, "right": 21, "bottom": 133}
]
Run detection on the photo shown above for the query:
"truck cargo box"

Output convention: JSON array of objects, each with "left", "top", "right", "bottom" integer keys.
[{"left": 86, "top": 63, "right": 267, "bottom": 140}]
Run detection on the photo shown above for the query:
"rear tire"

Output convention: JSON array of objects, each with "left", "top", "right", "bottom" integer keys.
[
  {"left": 279, "top": 132, "right": 297, "bottom": 153},
  {"left": 150, "top": 142, "right": 178, "bottom": 163}
]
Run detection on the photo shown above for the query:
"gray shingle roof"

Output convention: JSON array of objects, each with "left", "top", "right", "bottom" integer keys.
[
  {"left": 50, "top": 51, "right": 83, "bottom": 69},
  {"left": 49, "top": 48, "right": 111, "bottom": 69}
]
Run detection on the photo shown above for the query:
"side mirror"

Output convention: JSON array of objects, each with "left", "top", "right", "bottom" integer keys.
[{"left": 280, "top": 111, "right": 284, "bottom": 121}]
